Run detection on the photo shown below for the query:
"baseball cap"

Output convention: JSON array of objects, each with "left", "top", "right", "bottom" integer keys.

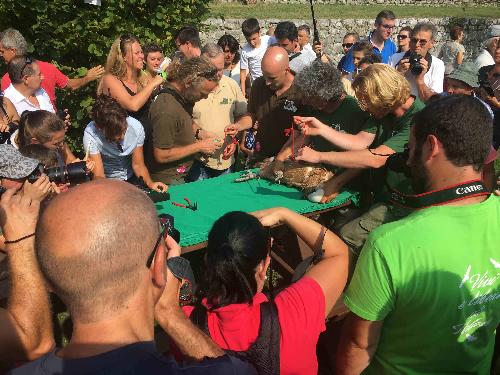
[
  {"left": 0, "top": 144, "right": 40, "bottom": 179},
  {"left": 447, "top": 61, "right": 480, "bottom": 88},
  {"left": 487, "top": 24, "right": 500, "bottom": 39}
]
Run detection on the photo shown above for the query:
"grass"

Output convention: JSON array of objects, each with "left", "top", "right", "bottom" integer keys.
[{"left": 208, "top": 3, "right": 500, "bottom": 19}]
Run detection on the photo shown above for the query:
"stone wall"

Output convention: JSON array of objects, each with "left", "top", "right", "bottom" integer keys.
[
  {"left": 200, "top": 17, "right": 499, "bottom": 64},
  {"left": 215, "top": 0, "right": 498, "bottom": 6}
]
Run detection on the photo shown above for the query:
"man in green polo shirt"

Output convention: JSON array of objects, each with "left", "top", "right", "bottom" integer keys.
[
  {"left": 337, "top": 95, "right": 500, "bottom": 375},
  {"left": 296, "top": 63, "right": 424, "bottom": 252},
  {"left": 274, "top": 59, "right": 370, "bottom": 202}
]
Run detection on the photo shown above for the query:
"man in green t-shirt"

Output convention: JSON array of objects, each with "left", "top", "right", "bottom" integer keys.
[
  {"left": 274, "top": 60, "right": 370, "bottom": 194},
  {"left": 337, "top": 94, "right": 500, "bottom": 374},
  {"left": 295, "top": 64, "right": 423, "bottom": 253}
]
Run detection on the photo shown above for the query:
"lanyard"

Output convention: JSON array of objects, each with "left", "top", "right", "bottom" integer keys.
[{"left": 389, "top": 180, "right": 490, "bottom": 209}]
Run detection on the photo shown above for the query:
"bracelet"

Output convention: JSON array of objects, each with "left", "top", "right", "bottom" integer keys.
[{"left": 4, "top": 233, "right": 35, "bottom": 245}]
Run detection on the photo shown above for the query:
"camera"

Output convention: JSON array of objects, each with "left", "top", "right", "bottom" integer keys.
[
  {"left": 159, "top": 213, "right": 180, "bottom": 243},
  {"left": 0, "top": 122, "right": 19, "bottom": 144},
  {"left": 386, "top": 148, "right": 411, "bottom": 177},
  {"left": 478, "top": 70, "right": 495, "bottom": 97},
  {"left": 28, "top": 161, "right": 89, "bottom": 185},
  {"left": 408, "top": 51, "right": 423, "bottom": 75}
]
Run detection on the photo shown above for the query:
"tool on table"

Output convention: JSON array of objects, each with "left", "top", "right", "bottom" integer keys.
[
  {"left": 234, "top": 170, "right": 259, "bottom": 183},
  {"left": 171, "top": 197, "right": 198, "bottom": 211}
]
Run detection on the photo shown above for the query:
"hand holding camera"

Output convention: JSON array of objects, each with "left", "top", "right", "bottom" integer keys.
[{"left": 0, "top": 187, "right": 40, "bottom": 252}]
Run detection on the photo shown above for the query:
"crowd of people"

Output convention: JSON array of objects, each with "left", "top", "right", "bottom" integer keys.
[{"left": 0, "top": 9, "right": 499, "bottom": 375}]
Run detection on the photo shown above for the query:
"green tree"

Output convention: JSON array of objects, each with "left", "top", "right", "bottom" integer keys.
[{"left": 0, "top": 0, "right": 211, "bottom": 153}]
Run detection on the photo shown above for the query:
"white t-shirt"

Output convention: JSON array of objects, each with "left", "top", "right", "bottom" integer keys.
[
  {"left": 3, "top": 84, "right": 54, "bottom": 115},
  {"left": 240, "top": 35, "right": 273, "bottom": 82},
  {"left": 474, "top": 49, "right": 495, "bottom": 70},
  {"left": 83, "top": 116, "right": 145, "bottom": 180},
  {"left": 388, "top": 52, "right": 445, "bottom": 98},
  {"left": 289, "top": 48, "right": 317, "bottom": 74},
  {"left": 223, "top": 61, "right": 241, "bottom": 87}
]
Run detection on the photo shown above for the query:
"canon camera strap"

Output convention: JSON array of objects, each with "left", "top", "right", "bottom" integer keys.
[{"left": 389, "top": 180, "right": 489, "bottom": 209}]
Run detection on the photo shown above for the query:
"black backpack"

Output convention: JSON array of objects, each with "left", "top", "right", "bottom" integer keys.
[{"left": 190, "top": 301, "right": 281, "bottom": 375}]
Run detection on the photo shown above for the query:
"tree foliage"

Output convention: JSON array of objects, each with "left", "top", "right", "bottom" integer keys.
[{"left": 0, "top": 0, "right": 211, "bottom": 153}]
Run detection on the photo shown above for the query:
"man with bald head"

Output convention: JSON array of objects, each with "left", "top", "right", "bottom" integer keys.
[
  {"left": 10, "top": 180, "right": 256, "bottom": 375},
  {"left": 226, "top": 46, "right": 298, "bottom": 164}
]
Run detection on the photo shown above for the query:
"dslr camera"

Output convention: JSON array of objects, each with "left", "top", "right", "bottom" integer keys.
[
  {"left": 407, "top": 51, "right": 423, "bottom": 75},
  {"left": 28, "top": 161, "right": 90, "bottom": 185}
]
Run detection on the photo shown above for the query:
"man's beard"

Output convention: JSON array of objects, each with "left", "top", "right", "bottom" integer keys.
[{"left": 408, "top": 148, "right": 430, "bottom": 194}]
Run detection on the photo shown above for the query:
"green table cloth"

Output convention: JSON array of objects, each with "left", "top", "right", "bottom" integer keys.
[{"left": 155, "top": 170, "right": 358, "bottom": 247}]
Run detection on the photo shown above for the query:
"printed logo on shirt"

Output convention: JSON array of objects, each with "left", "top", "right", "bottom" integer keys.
[
  {"left": 219, "top": 98, "right": 233, "bottom": 105},
  {"left": 452, "top": 262, "right": 500, "bottom": 343},
  {"left": 283, "top": 100, "right": 297, "bottom": 113}
]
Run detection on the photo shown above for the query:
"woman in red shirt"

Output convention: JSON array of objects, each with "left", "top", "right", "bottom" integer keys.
[{"left": 178, "top": 207, "right": 348, "bottom": 375}]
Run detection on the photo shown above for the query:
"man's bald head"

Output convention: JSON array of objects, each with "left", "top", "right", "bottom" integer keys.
[
  {"left": 262, "top": 46, "right": 289, "bottom": 73},
  {"left": 36, "top": 180, "right": 160, "bottom": 323},
  {"left": 261, "top": 46, "right": 292, "bottom": 92}
]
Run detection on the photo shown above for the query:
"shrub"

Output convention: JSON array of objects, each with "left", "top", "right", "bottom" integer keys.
[{"left": 0, "top": 0, "right": 211, "bottom": 153}]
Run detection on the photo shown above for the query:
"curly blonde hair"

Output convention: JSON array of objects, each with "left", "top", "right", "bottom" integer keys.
[
  {"left": 352, "top": 63, "right": 410, "bottom": 114},
  {"left": 99, "top": 35, "right": 147, "bottom": 93}
]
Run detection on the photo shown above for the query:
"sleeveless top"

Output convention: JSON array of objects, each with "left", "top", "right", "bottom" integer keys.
[{"left": 119, "top": 80, "right": 150, "bottom": 120}]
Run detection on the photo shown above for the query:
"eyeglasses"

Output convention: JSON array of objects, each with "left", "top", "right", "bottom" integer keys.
[
  {"left": 145, "top": 216, "right": 170, "bottom": 268},
  {"left": 20, "top": 56, "right": 33, "bottom": 78},
  {"left": 342, "top": 43, "right": 354, "bottom": 49},
  {"left": 397, "top": 35, "right": 409, "bottom": 40},
  {"left": 381, "top": 24, "right": 395, "bottom": 30},
  {"left": 411, "top": 38, "right": 429, "bottom": 46}
]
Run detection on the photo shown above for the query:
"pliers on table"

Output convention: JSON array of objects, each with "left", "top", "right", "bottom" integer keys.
[{"left": 171, "top": 197, "right": 198, "bottom": 211}]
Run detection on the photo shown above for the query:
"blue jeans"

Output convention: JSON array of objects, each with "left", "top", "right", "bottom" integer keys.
[{"left": 185, "top": 160, "right": 233, "bottom": 182}]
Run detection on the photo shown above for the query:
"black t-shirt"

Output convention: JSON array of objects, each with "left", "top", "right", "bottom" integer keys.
[{"left": 8, "top": 342, "right": 256, "bottom": 375}]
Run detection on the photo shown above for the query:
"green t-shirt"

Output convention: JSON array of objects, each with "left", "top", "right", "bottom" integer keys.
[
  {"left": 363, "top": 98, "right": 425, "bottom": 198},
  {"left": 313, "top": 95, "right": 369, "bottom": 153},
  {"left": 345, "top": 194, "right": 500, "bottom": 375}
]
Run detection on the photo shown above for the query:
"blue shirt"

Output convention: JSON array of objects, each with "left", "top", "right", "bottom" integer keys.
[
  {"left": 8, "top": 341, "right": 257, "bottom": 375},
  {"left": 83, "top": 116, "right": 145, "bottom": 180},
  {"left": 341, "top": 31, "right": 397, "bottom": 73}
]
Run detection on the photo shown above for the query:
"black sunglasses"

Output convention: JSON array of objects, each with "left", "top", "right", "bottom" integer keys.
[
  {"left": 342, "top": 43, "right": 354, "bottom": 49},
  {"left": 397, "top": 35, "right": 409, "bottom": 40},
  {"left": 20, "top": 56, "right": 33, "bottom": 78},
  {"left": 411, "top": 38, "right": 428, "bottom": 46},
  {"left": 146, "top": 216, "right": 171, "bottom": 268}
]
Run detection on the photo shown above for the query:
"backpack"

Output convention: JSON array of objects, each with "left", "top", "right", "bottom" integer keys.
[{"left": 190, "top": 301, "right": 281, "bottom": 375}]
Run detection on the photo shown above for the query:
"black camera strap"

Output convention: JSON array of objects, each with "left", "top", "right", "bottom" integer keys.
[{"left": 388, "top": 180, "right": 489, "bottom": 209}]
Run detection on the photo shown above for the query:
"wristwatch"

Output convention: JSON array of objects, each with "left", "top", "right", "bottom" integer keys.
[{"left": 195, "top": 128, "right": 202, "bottom": 140}]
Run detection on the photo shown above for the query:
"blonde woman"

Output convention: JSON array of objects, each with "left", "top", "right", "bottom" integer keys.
[{"left": 98, "top": 34, "right": 164, "bottom": 119}]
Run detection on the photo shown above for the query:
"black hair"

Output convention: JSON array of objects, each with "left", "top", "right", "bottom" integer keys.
[
  {"left": 142, "top": 43, "right": 162, "bottom": 60},
  {"left": 359, "top": 52, "right": 382, "bottom": 66},
  {"left": 242, "top": 18, "right": 260, "bottom": 38},
  {"left": 19, "top": 144, "right": 59, "bottom": 168},
  {"left": 217, "top": 34, "right": 241, "bottom": 64},
  {"left": 201, "top": 211, "right": 268, "bottom": 309},
  {"left": 413, "top": 95, "right": 492, "bottom": 172},
  {"left": 375, "top": 10, "right": 396, "bottom": 25},
  {"left": 275, "top": 21, "right": 298, "bottom": 42},
  {"left": 175, "top": 26, "right": 200, "bottom": 48}
]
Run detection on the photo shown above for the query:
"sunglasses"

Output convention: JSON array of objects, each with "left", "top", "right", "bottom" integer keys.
[
  {"left": 342, "top": 43, "right": 354, "bottom": 49},
  {"left": 146, "top": 216, "right": 171, "bottom": 268},
  {"left": 397, "top": 35, "right": 409, "bottom": 40},
  {"left": 411, "top": 38, "right": 429, "bottom": 46},
  {"left": 20, "top": 56, "right": 33, "bottom": 78}
]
